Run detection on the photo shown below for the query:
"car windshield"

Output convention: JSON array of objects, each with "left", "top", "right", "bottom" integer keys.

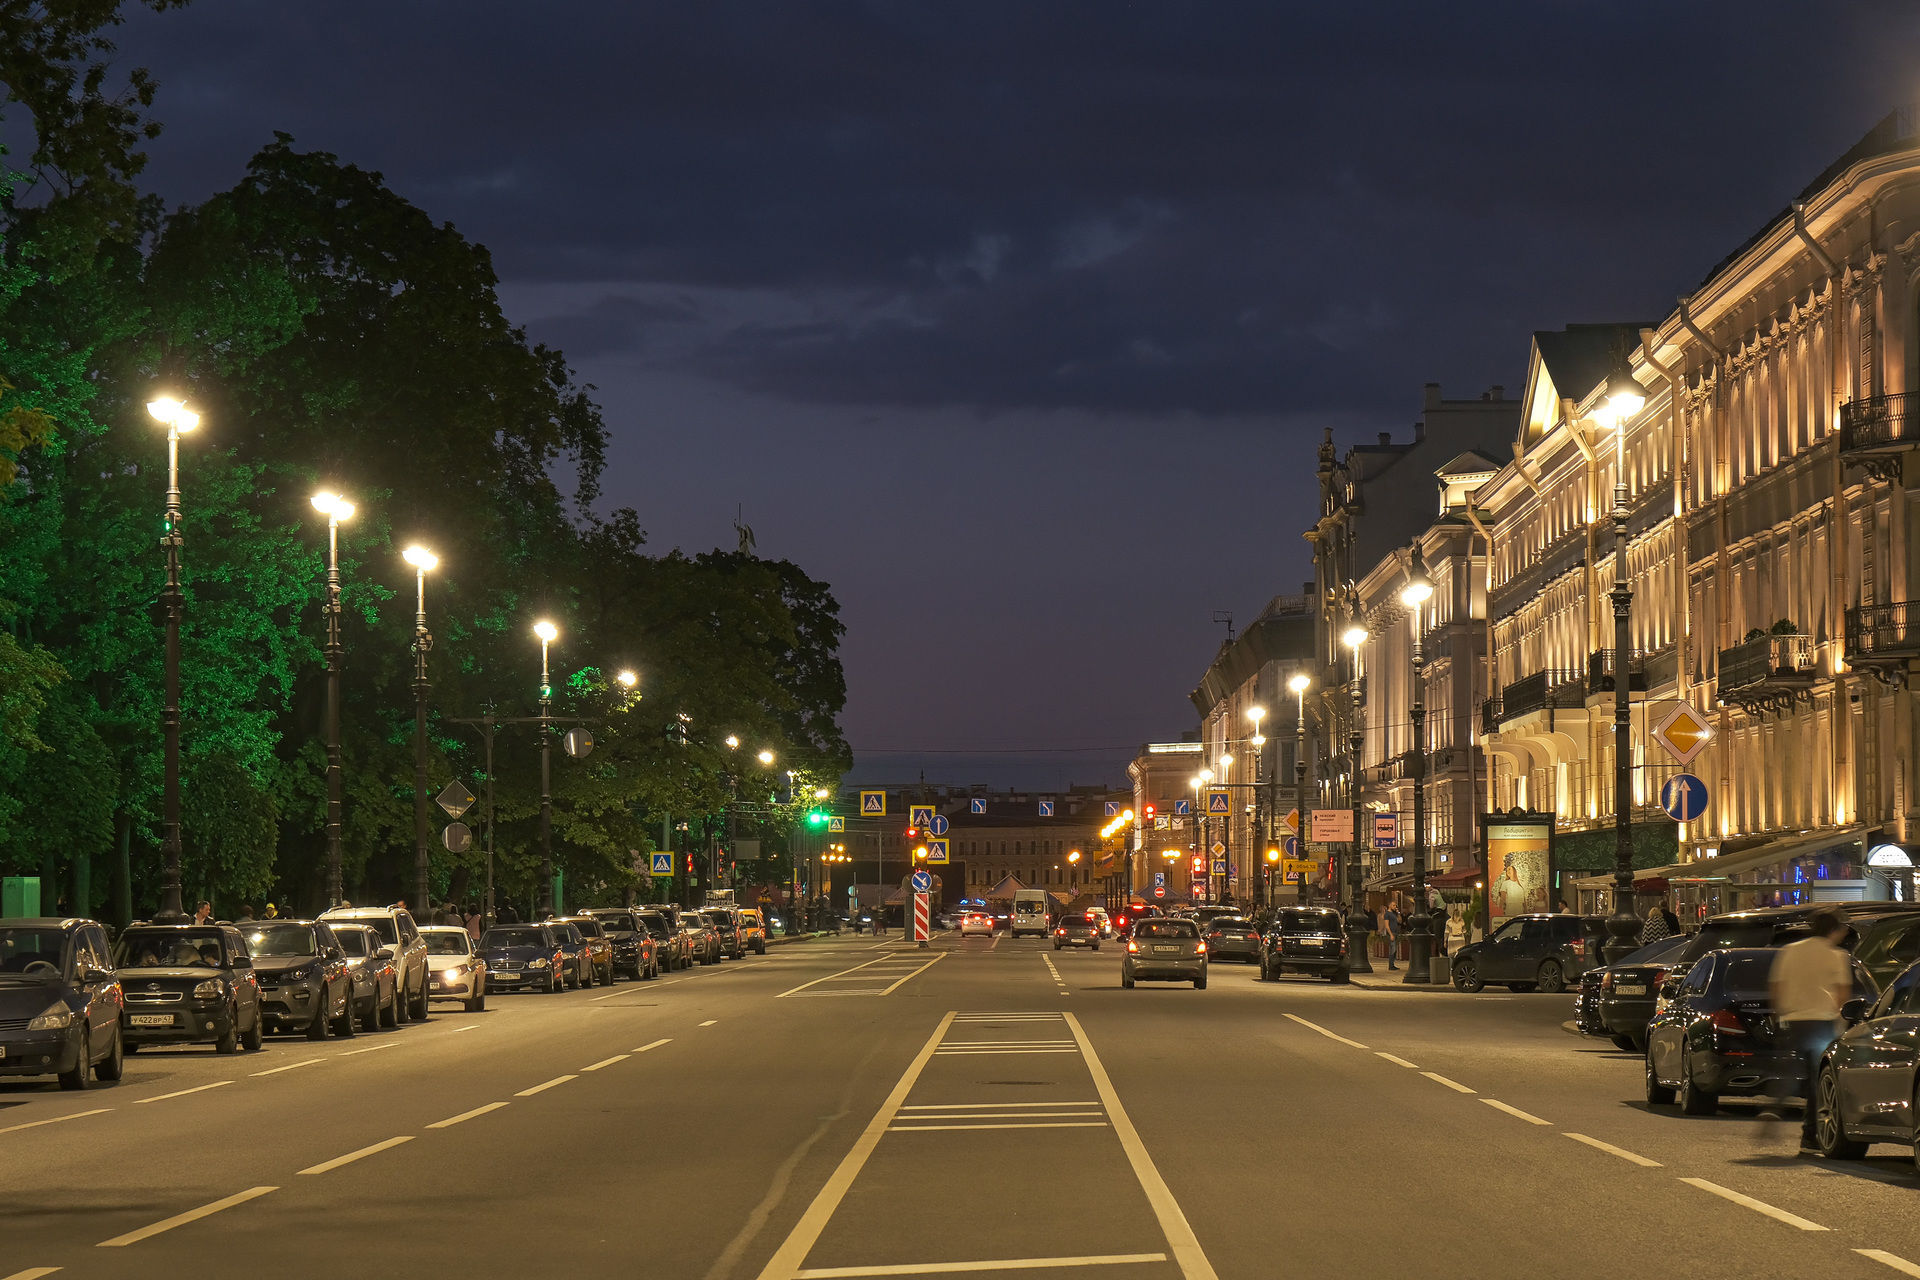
[
  {"left": 1279, "top": 910, "right": 1340, "bottom": 931},
  {"left": 423, "top": 932, "right": 471, "bottom": 955},
  {"left": 115, "top": 929, "right": 224, "bottom": 969},
  {"left": 1136, "top": 921, "right": 1199, "bottom": 939},
  {"left": 594, "top": 913, "right": 637, "bottom": 932},
  {"left": 570, "top": 922, "right": 602, "bottom": 939},
  {"left": 335, "top": 931, "right": 370, "bottom": 956},
  {"left": 484, "top": 928, "right": 547, "bottom": 948},
  {"left": 0, "top": 927, "right": 69, "bottom": 978},
  {"left": 243, "top": 924, "right": 317, "bottom": 957},
  {"left": 1015, "top": 902, "right": 1043, "bottom": 916},
  {"left": 335, "top": 916, "right": 399, "bottom": 944}
]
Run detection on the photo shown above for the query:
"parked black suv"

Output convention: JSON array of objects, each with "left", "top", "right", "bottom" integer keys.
[
  {"left": 581, "top": 908, "right": 660, "bottom": 981},
  {"left": 0, "top": 918, "right": 126, "bottom": 1089},
  {"left": 1259, "top": 906, "right": 1349, "bottom": 982},
  {"left": 113, "top": 923, "right": 265, "bottom": 1052},
  {"left": 1450, "top": 913, "right": 1587, "bottom": 993}
]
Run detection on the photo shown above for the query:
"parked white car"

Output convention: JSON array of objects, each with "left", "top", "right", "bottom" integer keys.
[{"left": 419, "top": 926, "right": 486, "bottom": 1012}]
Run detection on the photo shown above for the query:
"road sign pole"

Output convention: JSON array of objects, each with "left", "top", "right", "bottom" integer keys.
[{"left": 1604, "top": 476, "right": 1640, "bottom": 966}]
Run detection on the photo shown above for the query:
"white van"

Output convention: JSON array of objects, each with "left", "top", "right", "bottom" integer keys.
[{"left": 1011, "top": 889, "right": 1050, "bottom": 938}]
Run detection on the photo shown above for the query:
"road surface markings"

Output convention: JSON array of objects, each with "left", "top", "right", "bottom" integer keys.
[
  {"left": 935, "top": 1048, "right": 1077, "bottom": 1055},
  {"left": 449, "top": 1024, "right": 479, "bottom": 1033},
  {"left": 427, "top": 1102, "right": 508, "bottom": 1129},
  {"left": 1679, "top": 1178, "right": 1826, "bottom": 1231},
  {"left": 752, "top": 1013, "right": 958, "bottom": 1280},
  {"left": 700, "top": 1019, "right": 718, "bottom": 1027},
  {"left": 1043, "top": 955, "right": 1065, "bottom": 984},
  {"left": 1375, "top": 1052, "right": 1419, "bottom": 1069},
  {"left": 890, "top": 1120, "right": 1110, "bottom": 1132},
  {"left": 896, "top": 1111, "right": 1102, "bottom": 1122},
  {"left": 590, "top": 989, "right": 629, "bottom": 1001},
  {"left": 0, "top": 1107, "right": 111, "bottom": 1135},
  {"left": 1481, "top": 1099, "right": 1550, "bottom": 1126},
  {"left": 1421, "top": 1071, "right": 1475, "bottom": 1095},
  {"left": 902, "top": 1101, "right": 1100, "bottom": 1109},
  {"left": 516, "top": 1074, "right": 577, "bottom": 1097},
  {"left": 298, "top": 1135, "right": 413, "bottom": 1175},
  {"left": 1563, "top": 1133, "right": 1661, "bottom": 1167},
  {"left": 1282, "top": 1013, "right": 1366, "bottom": 1049},
  {"left": 335, "top": 1042, "right": 399, "bottom": 1056},
  {"left": 2, "top": 1268, "right": 61, "bottom": 1279},
  {"left": 776, "top": 955, "right": 903, "bottom": 997},
  {"left": 251, "top": 1057, "right": 326, "bottom": 1077},
  {"left": 634, "top": 1037, "right": 672, "bottom": 1053},
  {"left": 1063, "top": 1012, "right": 1219, "bottom": 1280},
  {"left": 133, "top": 1080, "right": 232, "bottom": 1105},
  {"left": 96, "top": 1186, "right": 277, "bottom": 1248},
  {"left": 951, "top": 1014, "right": 1060, "bottom": 1022},
  {"left": 792, "top": 1254, "right": 1168, "bottom": 1277},
  {"left": 938, "top": 1041, "right": 1077, "bottom": 1047},
  {"left": 583, "top": 1054, "right": 629, "bottom": 1071},
  {"left": 1859, "top": 1249, "right": 1920, "bottom": 1277}
]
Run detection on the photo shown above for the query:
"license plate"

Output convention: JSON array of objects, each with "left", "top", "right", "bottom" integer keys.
[
  {"left": 1616, "top": 984, "right": 1646, "bottom": 996},
  {"left": 1154, "top": 945, "right": 1178, "bottom": 954},
  {"left": 130, "top": 1014, "right": 175, "bottom": 1027},
  {"left": 494, "top": 974, "right": 520, "bottom": 982},
  {"left": 429, "top": 981, "right": 443, "bottom": 990}
]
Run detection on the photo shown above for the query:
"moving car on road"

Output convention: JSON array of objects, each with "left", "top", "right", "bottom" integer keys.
[
  {"left": 1259, "top": 907, "right": 1349, "bottom": 982},
  {"left": 1085, "top": 907, "right": 1113, "bottom": 939},
  {"left": 1449, "top": 913, "right": 1586, "bottom": 994},
  {"left": 114, "top": 923, "right": 263, "bottom": 1054},
  {"left": 1645, "top": 946, "right": 1875, "bottom": 1116},
  {"left": 241, "top": 919, "right": 356, "bottom": 1040},
  {"left": 581, "top": 908, "right": 660, "bottom": 979},
  {"left": 420, "top": 926, "right": 487, "bottom": 1011},
  {"left": 320, "top": 906, "right": 430, "bottom": 1021},
  {"left": 479, "top": 924, "right": 564, "bottom": 993},
  {"left": 1053, "top": 915, "right": 1101, "bottom": 950},
  {"left": 959, "top": 911, "right": 994, "bottom": 937},
  {"left": 332, "top": 923, "right": 398, "bottom": 1032},
  {"left": 1122, "top": 917, "right": 1208, "bottom": 990},
  {"left": 0, "top": 918, "right": 125, "bottom": 1090},
  {"left": 1203, "top": 916, "right": 1261, "bottom": 965},
  {"left": 1011, "top": 889, "right": 1050, "bottom": 938}
]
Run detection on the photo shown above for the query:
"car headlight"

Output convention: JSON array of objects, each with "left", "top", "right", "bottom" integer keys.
[
  {"left": 440, "top": 966, "right": 467, "bottom": 981},
  {"left": 529, "top": 958, "right": 549, "bottom": 969},
  {"left": 27, "top": 1002, "right": 73, "bottom": 1031},
  {"left": 284, "top": 963, "right": 314, "bottom": 982},
  {"left": 192, "top": 979, "right": 224, "bottom": 1000}
]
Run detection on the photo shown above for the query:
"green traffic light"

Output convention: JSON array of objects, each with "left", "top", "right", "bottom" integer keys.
[{"left": 807, "top": 811, "right": 826, "bottom": 826}]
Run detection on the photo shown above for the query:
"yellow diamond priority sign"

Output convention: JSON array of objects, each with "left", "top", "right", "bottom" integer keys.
[{"left": 1651, "top": 701, "right": 1714, "bottom": 766}]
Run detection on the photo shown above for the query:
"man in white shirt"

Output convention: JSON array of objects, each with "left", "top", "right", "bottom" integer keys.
[{"left": 1767, "top": 908, "right": 1852, "bottom": 1153}]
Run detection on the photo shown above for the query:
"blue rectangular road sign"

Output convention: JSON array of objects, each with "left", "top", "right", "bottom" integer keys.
[
  {"left": 971, "top": 798, "right": 987, "bottom": 814},
  {"left": 1174, "top": 799, "right": 1191, "bottom": 815},
  {"left": 1038, "top": 800, "right": 1055, "bottom": 817},
  {"left": 650, "top": 851, "right": 673, "bottom": 877},
  {"left": 1104, "top": 801, "right": 1120, "bottom": 817}
]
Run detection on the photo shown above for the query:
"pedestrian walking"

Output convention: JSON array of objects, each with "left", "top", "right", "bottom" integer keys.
[
  {"left": 1383, "top": 897, "right": 1402, "bottom": 970},
  {"left": 1766, "top": 907, "right": 1852, "bottom": 1153},
  {"left": 1637, "top": 899, "right": 1673, "bottom": 945}
]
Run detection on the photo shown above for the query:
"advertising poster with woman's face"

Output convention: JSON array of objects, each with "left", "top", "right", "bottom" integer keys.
[{"left": 1485, "top": 824, "right": 1551, "bottom": 922}]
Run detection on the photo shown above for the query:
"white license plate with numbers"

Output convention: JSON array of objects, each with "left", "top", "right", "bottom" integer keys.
[{"left": 130, "top": 1014, "right": 176, "bottom": 1027}]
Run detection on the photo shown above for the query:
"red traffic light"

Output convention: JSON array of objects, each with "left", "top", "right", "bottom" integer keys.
[
  {"left": 1144, "top": 804, "right": 1156, "bottom": 817},
  {"left": 905, "top": 826, "right": 918, "bottom": 839}
]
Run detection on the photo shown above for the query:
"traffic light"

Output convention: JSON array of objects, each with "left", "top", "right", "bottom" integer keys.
[
  {"left": 806, "top": 810, "right": 828, "bottom": 827},
  {"left": 1144, "top": 804, "right": 1155, "bottom": 819},
  {"left": 905, "top": 826, "right": 918, "bottom": 839}
]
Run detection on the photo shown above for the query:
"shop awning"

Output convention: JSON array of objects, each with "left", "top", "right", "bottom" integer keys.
[
  {"left": 1429, "top": 864, "right": 1484, "bottom": 890},
  {"left": 1569, "top": 825, "right": 1866, "bottom": 891}
]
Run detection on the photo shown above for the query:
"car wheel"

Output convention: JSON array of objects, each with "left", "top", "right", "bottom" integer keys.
[
  {"left": 1452, "top": 959, "right": 1483, "bottom": 993},
  {"left": 1122, "top": 972, "right": 1135, "bottom": 989},
  {"left": 409, "top": 977, "right": 429, "bottom": 1020},
  {"left": 1814, "top": 1062, "right": 1867, "bottom": 1158},
  {"left": 1678, "top": 1044, "right": 1718, "bottom": 1115},
  {"left": 1092, "top": 944, "right": 1100, "bottom": 952},
  {"left": 1644, "top": 1048, "right": 1675, "bottom": 1106},
  {"left": 215, "top": 999, "right": 241, "bottom": 1054},
  {"left": 96, "top": 1026, "right": 125, "bottom": 1082},
  {"left": 1194, "top": 974, "right": 1207, "bottom": 990},
  {"left": 307, "top": 989, "right": 333, "bottom": 1040},
  {"left": 380, "top": 983, "right": 399, "bottom": 1029},
  {"left": 57, "top": 1033, "right": 91, "bottom": 1091},
  {"left": 333, "top": 989, "right": 356, "bottom": 1038},
  {"left": 1611, "top": 1034, "right": 1638, "bottom": 1052},
  {"left": 359, "top": 991, "right": 381, "bottom": 1034},
  {"left": 1536, "top": 960, "right": 1566, "bottom": 995},
  {"left": 393, "top": 982, "right": 411, "bottom": 1025},
  {"left": 466, "top": 990, "right": 486, "bottom": 1013}
]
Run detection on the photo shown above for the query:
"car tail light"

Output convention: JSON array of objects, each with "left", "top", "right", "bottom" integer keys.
[
  {"left": 1056, "top": 929, "right": 1066, "bottom": 936},
  {"left": 1246, "top": 932, "right": 1258, "bottom": 941},
  {"left": 1195, "top": 942, "right": 1207, "bottom": 955},
  {"left": 1127, "top": 941, "right": 1138, "bottom": 953},
  {"left": 1708, "top": 1007, "right": 1748, "bottom": 1034}
]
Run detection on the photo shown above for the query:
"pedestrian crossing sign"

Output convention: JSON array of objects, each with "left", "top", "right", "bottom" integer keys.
[
  {"left": 828, "top": 816, "right": 845, "bottom": 832},
  {"left": 926, "top": 838, "right": 950, "bottom": 864},
  {"left": 861, "top": 790, "right": 887, "bottom": 815},
  {"left": 1206, "top": 788, "right": 1230, "bottom": 815},
  {"left": 650, "top": 851, "right": 673, "bottom": 877},
  {"left": 1039, "top": 800, "right": 1055, "bottom": 817},
  {"left": 909, "top": 804, "right": 935, "bottom": 828},
  {"left": 971, "top": 798, "right": 987, "bottom": 814}
]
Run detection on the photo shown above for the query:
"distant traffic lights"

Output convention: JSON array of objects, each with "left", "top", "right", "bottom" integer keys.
[{"left": 806, "top": 810, "right": 828, "bottom": 827}]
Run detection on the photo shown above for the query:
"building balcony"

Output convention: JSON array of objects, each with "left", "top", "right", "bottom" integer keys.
[
  {"left": 1480, "top": 696, "right": 1500, "bottom": 737},
  {"left": 1586, "top": 649, "right": 1646, "bottom": 698},
  {"left": 1716, "top": 633, "right": 1817, "bottom": 713},
  {"left": 1497, "top": 668, "right": 1584, "bottom": 724},
  {"left": 1840, "top": 392, "right": 1916, "bottom": 464},
  {"left": 1849, "top": 602, "right": 1920, "bottom": 666}
]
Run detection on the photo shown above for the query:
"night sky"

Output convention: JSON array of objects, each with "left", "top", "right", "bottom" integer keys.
[{"left": 119, "top": 1, "right": 1920, "bottom": 788}]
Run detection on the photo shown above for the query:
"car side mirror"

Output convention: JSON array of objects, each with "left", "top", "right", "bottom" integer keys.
[
  {"left": 326, "top": 946, "right": 343, "bottom": 961},
  {"left": 1658, "top": 977, "right": 1682, "bottom": 1000},
  {"left": 376, "top": 946, "right": 395, "bottom": 960},
  {"left": 1841, "top": 997, "right": 1870, "bottom": 1025}
]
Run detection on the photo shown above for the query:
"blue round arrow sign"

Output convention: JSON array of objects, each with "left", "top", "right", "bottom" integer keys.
[
  {"left": 1660, "top": 773, "right": 1709, "bottom": 822},
  {"left": 929, "top": 814, "right": 949, "bottom": 836}
]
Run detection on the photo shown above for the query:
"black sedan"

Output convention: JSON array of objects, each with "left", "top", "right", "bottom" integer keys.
[
  {"left": 0, "top": 918, "right": 126, "bottom": 1090},
  {"left": 113, "top": 923, "right": 264, "bottom": 1053},
  {"left": 1646, "top": 947, "right": 1875, "bottom": 1116},
  {"left": 1812, "top": 958, "right": 1920, "bottom": 1164},
  {"left": 1259, "top": 907, "right": 1348, "bottom": 982},
  {"left": 1575, "top": 934, "right": 1688, "bottom": 1049},
  {"left": 480, "top": 925, "right": 565, "bottom": 993},
  {"left": 1052, "top": 915, "right": 1101, "bottom": 950},
  {"left": 1203, "top": 916, "right": 1262, "bottom": 964}
]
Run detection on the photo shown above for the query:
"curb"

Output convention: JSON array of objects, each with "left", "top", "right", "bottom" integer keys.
[{"left": 1348, "top": 973, "right": 1455, "bottom": 992}]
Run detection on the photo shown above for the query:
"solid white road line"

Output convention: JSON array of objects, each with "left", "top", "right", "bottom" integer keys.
[
  {"left": 793, "top": 1252, "right": 1168, "bottom": 1277},
  {"left": 1063, "top": 1013, "right": 1220, "bottom": 1280},
  {"left": 1859, "top": 1249, "right": 1920, "bottom": 1277},
  {"left": 888, "top": 1121, "right": 1109, "bottom": 1132},
  {"left": 96, "top": 1186, "right": 277, "bottom": 1247},
  {"left": 1678, "top": 1177, "right": 1826, "bottom": 1231},
  {"left": 901, "top": 1101, "right": 1100, "bottom": 1109},
  {"left": 1481, "top": 1099, "right": 1550, "bottom": 1126},
  {"left": 515, "top": 1074, "right": 577, "bottom": 1097},
  {"left": 934, "top": 1049, "right": 1077, "bottom": 1055},
  {"left": 0, "top": 1107, "right": 110, "bottom": 1135},
  {"left": 427, "top": 1102, "right": 508, "bottom": 1129},
  {"left": 583, "top": 1054, "right": 629, "bottom": 1071},
  {"left": 776, "top": 957, "right": 894, "bottom": 998},
  {"left": 335, "top": 1043, "right": 399, "bottom": 1057},
  {"left": 878, "top": 955, "right": 945, "bottom": 994},
  {"left": 700, "top": 1020, "right": 718, "bottom": 1027},
  {"left": 2, "top": 1267, "right": 62, "bottom": 1280},
  {"left": 298, "top": 1135, "right": 414, "bottom": 1175},
  {"left": 1374, "top": 1053, "right": 1419, "bottom": 1069},
  {"left": 1421, "top": 1071, "right": 1476, "bottom": 1095},
  {"left": 250, "top": 1058, "right": 325, "bottom": 1077},
  {"left": 753, "top": 1013, "right": 957, "bottom": 1280},
  {"left": 1282, "top": 1013, "right": 1366, "bottom": 1050},
  {"left": 590, "top": 989, "right": 628, "bottom": 1001},
  {"left": 634, "top": 1037, "right": 672, "bottom": 1053},
  {"left": 133, "top": 1080, "right": 232, "bottom": 1105},
  {"left": 1563, "top": 1133, "right": 1662, "bottom": 1167},
  {"left": 899, "top": 1112, "right": 1103, "bottom": 1121},
  {"left": 449, "top": 1024, "right": 479, "bottom": 1033}
]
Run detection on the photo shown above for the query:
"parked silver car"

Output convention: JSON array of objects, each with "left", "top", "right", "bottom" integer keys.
[
  {"left": 331, "top": 923, "right": 399, "bottom": 1031},
  {"left": 320, "top": 906, "right": 430, "bottom": 1021}
]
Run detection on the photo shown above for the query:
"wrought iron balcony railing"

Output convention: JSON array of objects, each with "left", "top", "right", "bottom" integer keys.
[
  {"left": 1839, "top": 392, "right": 1916, "bottom": 455},
  {"left": 1586, "top": 649, "right": 1647, "bottom": 697},
  {"left": 1849, "top": 601, "right": 1920, "bottom": 660},
  {"left": 1717, "top": 633, "right": 1817, "bottom": 694}
]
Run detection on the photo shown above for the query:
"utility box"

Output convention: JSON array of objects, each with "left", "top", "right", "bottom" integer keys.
[{"left": 2, "top": 876, "right": 43, "bottom": 919}]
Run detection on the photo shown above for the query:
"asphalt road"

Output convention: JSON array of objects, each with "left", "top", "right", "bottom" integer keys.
[{"left": 7, "top": 932, "right": 1920, "bottom": 1279}]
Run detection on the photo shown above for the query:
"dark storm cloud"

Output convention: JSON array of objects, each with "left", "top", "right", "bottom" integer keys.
[{"left": 126, "top": 1, "right": 1920, "bottom": 419}]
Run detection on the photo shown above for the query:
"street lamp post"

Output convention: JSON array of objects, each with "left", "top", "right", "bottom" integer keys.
[
  {"left": 1248, "top": 706, "right": 1267, "bottom": 904},
  {"left": 1342, "top": 599, "right": 1372, "bottom": 973},
  {"left": 1401, "top": 545, "right": 1435, "bottom": 984},
  {"left": 404, "top": 546, "right": 437, "bottom": 917},
  {"left": 1603, "top": 364, "right": 1649, "bottom": 962},
  {"left": 534, "top": 620, "right": 558, "bottom": 916},
  {"left": 147, "top": 397, "right": 199, "bottom": 923},
  {"left": 1216, "top": 754, "right": 1233, "bottom": 905},
  {"left": 1288, "top": 673, "right": 1311, "bottom": 905},
  {"left": 312, "top": 492, "right": 356, "bottom": 908}
]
